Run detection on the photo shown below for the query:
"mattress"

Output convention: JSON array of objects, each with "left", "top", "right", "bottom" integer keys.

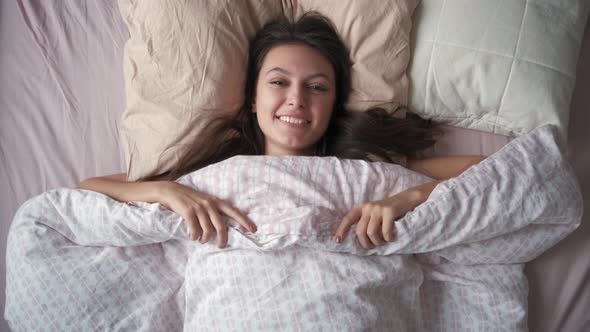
[{"left": 1, "top": 1, "right": 588, "bottom": 331}]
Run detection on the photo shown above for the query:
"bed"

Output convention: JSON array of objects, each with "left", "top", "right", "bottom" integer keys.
[{"left": 1, "top": 1, "right": 589, "bottom": 331}]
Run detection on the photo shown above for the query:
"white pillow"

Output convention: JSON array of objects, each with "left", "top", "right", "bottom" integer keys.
[{"left": 408, "top": 0, "right": 590, "bottom": 139}]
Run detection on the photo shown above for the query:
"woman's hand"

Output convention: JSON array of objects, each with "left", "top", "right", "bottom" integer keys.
[
  {"left": 334, "top": 180, "right": 441, "bottom": 248},
  {"left": 78, "top": 173, "right": 256, "bottom": 248},
  {"left": 157, "top": 181, "right": 257, "bottom": 248}
]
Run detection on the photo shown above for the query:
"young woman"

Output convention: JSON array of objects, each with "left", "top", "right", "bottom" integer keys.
[{"left": 79, "top": 13, "right": 485, "bottom": 250}]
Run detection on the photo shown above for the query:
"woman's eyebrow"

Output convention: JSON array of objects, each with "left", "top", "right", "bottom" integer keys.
[{"left": 265, "top": 67, "right": 331, "bottom": 80}]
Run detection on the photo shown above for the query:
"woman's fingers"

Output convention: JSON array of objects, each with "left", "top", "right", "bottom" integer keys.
[
  {"left": 206, "top": 205, "right": 227, "bottom": 248},
  {"left": 182, "top": 195, "right": 255, "bottom": 248},
  {"left": 194, "top": 205, "right": 213, "bottom": 243},
  {"left": 167, "top": 184, "right": 251, "bottom": 246},
  {"left": 367, "top": 211, "right": 386, "bottom": 246},
  {"left": 336, "top": 204, "right": 398, "bottom": 248},
  {"left": 335, "top": 206, "right": 374, "bottom": 248},
  {"left": 217, "top": 201, "right": 257, "bottom": 233},
  {"left": 382, "top": 208, "right": 396, "bottom": 242},
  {"left": 355, "top": 212, "right": 372, "bottom": 249},
  {"left": 180, "top": 207, "right": 201, "bottom": 241},
  {"left": 334, "top": 207, "right": 362, "bottom": 242}
]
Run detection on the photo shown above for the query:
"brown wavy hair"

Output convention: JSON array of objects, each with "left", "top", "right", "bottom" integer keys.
[{"left": 145, "top": 12, "right": 440, "bottom": 181}]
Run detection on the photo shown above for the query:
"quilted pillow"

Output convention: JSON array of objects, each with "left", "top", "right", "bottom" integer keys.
[
  {"left": 408, "top": 0, "right": 590, "bottom": 139},
  {"left": 118, "top": 0, "right": 419, "bottom": 181}
]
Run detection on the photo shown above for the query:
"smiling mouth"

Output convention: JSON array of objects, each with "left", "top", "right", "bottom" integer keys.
[{"left": 276, "top": 115, "right": 311, "bottom": 125}]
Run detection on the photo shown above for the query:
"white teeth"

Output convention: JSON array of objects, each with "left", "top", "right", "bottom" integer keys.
[{"left": 278, "top": 116, "right": 308, "bottom": 125}]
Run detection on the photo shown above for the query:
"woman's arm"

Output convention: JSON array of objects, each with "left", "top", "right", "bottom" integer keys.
[
  {"left": 401, "top": 155, "right": 487, "bottom": 208},
  {"left": 334, "top": 155, "right": 486, "bottom": 248},
  {"left": 78, "top": 173, "right": 164, "bottom": 203},
  {"left": 77, "top": 173, "right": 256, "bottom": 247},
  {"left": 406, "top": 155, "right": 486, "bottom": 180}
]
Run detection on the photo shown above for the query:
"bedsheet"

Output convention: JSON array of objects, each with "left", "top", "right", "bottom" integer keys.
[{"left": 4, "top": 125, "right": 582, "bottom": 331}]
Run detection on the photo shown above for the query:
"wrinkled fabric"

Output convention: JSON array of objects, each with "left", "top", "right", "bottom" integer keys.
[
  {"left": 118, "top": 0, "right": 419, "bottom": 181},
  {"left": 409, "top": 0, "right": 590, "bottom": 140},
  {"left": 5, "top": 125, "right": 582, "bottom": 331}
]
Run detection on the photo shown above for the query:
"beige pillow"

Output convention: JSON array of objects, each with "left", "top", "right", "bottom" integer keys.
[{"left": 118, "top": 0, "right": 419, "bottom": 181}]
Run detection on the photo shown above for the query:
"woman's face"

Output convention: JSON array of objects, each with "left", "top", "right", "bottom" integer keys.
[{"left": 253, "top": 43, "right": 336, "bottom": 156}]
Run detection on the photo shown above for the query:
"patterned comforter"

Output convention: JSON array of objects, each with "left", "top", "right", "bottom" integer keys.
[{"left": 5, "top": 125, "right": 582, "bottom": 331}]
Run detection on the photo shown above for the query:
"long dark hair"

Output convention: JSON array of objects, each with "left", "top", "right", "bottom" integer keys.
[{"left": 145, "top": 12, "right": 440, "bottom": 181}]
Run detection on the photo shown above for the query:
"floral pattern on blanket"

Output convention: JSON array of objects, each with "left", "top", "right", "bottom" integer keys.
[{"left": 5, "top": 125, "right": 582, "bottom": 331}]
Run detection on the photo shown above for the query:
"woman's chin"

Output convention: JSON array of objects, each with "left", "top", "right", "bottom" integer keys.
[{"left": 266, "top": 140, "right": 316, "bottom": 156}]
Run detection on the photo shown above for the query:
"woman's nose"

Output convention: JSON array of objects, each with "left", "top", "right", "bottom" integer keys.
[{"left": 287, "top": 86, "right": 306, "bottom": 108}]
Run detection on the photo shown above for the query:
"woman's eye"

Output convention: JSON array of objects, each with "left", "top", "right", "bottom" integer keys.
[
  {"left": 270, "top": 80, "right": 285, "bottom": 86},
  {"left": 308, "top": 84, "right": 328, "bottom": 92}
]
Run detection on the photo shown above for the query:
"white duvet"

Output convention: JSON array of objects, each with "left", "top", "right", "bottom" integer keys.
[{"left": 5, "top": 125, "right": 582, "bottom": 331}]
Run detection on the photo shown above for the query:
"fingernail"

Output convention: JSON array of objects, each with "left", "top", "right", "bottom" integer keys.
[{"left": 334, "top": 235, "right": 341, "bottom": 243}]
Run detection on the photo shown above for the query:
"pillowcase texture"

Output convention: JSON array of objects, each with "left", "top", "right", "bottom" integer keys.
[{"left": 408, "top": 0, "right": 590, "bottom": 139}]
